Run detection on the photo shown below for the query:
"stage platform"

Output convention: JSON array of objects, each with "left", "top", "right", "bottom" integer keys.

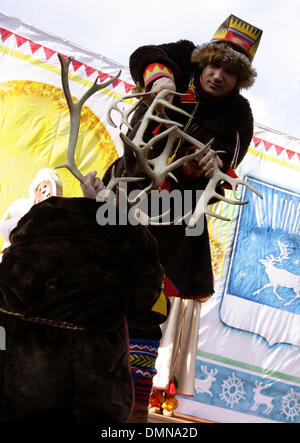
[{"left": 148, "top": 411, "right": 215, "bottom": 423}]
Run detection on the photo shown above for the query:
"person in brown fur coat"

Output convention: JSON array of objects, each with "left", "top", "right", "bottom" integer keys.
[{"left": 0, "top": 193, "right": 168, "bottom": 423}]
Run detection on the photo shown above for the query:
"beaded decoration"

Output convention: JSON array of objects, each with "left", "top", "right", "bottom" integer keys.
[{"left": 0, "top": 307, "right": 86, "bottom": 331}]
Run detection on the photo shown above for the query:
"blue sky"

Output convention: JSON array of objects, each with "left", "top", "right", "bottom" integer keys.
[{"left": 0, "top": 0, "right": 300, "bottom": 139}]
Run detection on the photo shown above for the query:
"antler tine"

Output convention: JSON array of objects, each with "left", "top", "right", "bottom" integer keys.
[
  {"left": 203, "top": 192, "right": 249, "bottom": 222},
  {"left": 58, "top": 54, "right": 73, "bottom": 109},
  {"left": 210, "top": 150, "right": 263, "bottom": 200},
  {"left": 187, "top": 151, "right": 263, "bottom": 228},
  {"left": 107, "top": 98, "right": 138, "bottom": 130},
  {"left": 148, "top": 209, "right": 192, "bottom": 226},
  {"left": 97, "top": 165, "right": 145, "bottom": 206},
  {"left": 161, "top": 136, "right": 214, "bottom": 176},
  {"left": 55, "top": 53, "right": 121, "bottom": 183},
  {"left": 133, "top": 207, "right": 193, "bottom": 227},
  {"left": 150, "top": 89, "right": 195, "bottom": 119},
  {"left": 105, "top": 165, "right": 144, "bottom": 191},
  {"left": 120, "top": 125, "right": 179, "bottom": 154},
  {"left": 107, "top": 92, "right": 152, "bottom": 130},
  {"left": 79, "top": 69, "right": 121, "bottom": 106},
  {"left": 142, "top": 89, "right": 194, "bottom": 128}
]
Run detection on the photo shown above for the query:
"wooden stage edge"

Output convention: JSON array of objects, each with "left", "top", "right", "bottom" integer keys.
[{"left": 148, "top": 411, "right": 216, "bottom": 424}]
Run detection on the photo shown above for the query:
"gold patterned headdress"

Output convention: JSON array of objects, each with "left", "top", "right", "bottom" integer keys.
[{"left": 211, "top": 14, "right": 263, "bottom": 60}]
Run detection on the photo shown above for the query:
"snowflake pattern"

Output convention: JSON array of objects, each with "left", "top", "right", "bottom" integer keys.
[
  {"left": 280, "top": 388, "right": 300, "bottom": 422},
  {"left": 196, "top": 360, "right": 300, "bottom": 422},
  {"left": 219, "top": 372, "right": 246, "bottom": 408}
]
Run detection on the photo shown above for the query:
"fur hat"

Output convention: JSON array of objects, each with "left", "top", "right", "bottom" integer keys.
[
  {"left": 191, "top": 41, "right": 257, "bottom": 90},
  {"left": 191, "top": 14, "right": 262, "bottom": 90}
]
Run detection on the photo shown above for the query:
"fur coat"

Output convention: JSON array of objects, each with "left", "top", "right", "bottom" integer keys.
[
  {"left": 103, "top": 39, "right": 254, "bottom": 299},
  {"left": 0, "top": 197, "right": 166, "bottom": 423}
]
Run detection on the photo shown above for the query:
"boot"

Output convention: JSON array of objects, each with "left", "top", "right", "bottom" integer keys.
[{"left": 129, "top": 402, "right": 149, "bottom": 423}]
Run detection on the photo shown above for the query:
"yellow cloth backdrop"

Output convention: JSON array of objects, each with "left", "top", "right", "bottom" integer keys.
[{"left": 0, "top": 13, "right": 133, "bottom": 251}]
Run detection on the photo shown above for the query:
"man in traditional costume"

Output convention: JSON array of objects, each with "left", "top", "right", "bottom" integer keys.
[{"left": 103, "top": 14, "right": 263, "bottom": 418}]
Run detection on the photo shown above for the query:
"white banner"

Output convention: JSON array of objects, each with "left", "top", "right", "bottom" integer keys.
[{"left": 178, "top": 124, "right": 300, "bottom": 423}]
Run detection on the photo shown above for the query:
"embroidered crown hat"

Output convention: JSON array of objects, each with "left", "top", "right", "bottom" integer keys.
[
  {"left": 191, "top": 14, "right": 263, "bottom": 89},
  {"left": 211, "top": 14, "right": 263, "bottom": 61}
]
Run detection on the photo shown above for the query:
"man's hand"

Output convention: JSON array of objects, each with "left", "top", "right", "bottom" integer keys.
[
  {"left": 195, "top": 149, "right": 223, "bottom": 178},
  {"left": 145, "top": 77, "right": 176, "bottom": 112},
  {"left": 80, "top": 171, "right": 105, "bottom": 199},
  {"left": 150, "top": 77, "right": 176, "bottom": 100}
]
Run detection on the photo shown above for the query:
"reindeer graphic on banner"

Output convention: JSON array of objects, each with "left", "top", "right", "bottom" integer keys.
[
  {"left": 221, "top": 177, "right": 300, "bottom": 347},
  {"left": 253, "top": 240, "right": 300, "bottom": 307}
]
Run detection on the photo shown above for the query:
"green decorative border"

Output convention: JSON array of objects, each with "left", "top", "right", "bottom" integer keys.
[{"left": 198, "top": 350, "right": 300, "bottom": 385}]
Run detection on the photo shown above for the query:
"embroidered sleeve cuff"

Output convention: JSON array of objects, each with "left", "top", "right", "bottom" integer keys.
[{"left": 143, "top": 63, "right": 174, "bottom": 91}]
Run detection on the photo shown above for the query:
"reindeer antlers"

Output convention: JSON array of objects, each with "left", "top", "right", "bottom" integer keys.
[
  {"left": 55, "top": 53, "right": 121, "bottom": 183},
  {"left": 187, "top": 151, "right": 263, "bottom": 229},
  {"left": 56, "top": 64, "right": 263, "bottom": 230},
  {"left": 106, "top": 89, "right": 263, "bottom": 227},
  {"left": 107, "top": 89, "right": 213, "bottom": 204}
]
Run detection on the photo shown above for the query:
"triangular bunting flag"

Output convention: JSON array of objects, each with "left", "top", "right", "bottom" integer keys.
[
  {"left": 84, "top": 65, "right": 96, "bottom": 77},
  {"left": 112, "top": 78, "right": 122, "bottom": 88},
  {"left": 263, "top": 141, "right": 273, "bottom": 151},
  {"left": 252, "top": 136, "right": 261, "bottom": 147},
  {"left": 275, "top": 145, "right": 284, "bottom": 156},
  {"left": 98, "top": 71, "right": 109, "bottom": 83},
  {"left": 43, "top": 47, "right": 56, "bottom": 60},
  {"left": 0, "top": 28, "right": 13, "bottom": 42},
  {"left": 29, "top": 40, "right": 42, "bottom": 54},
  {"left": 286, "top": 149, "right": 295, "bottom": 160},
  {"left": 15, "top": 34, "right": 28, "bottom": 48},
  {"left": 71, "top": 59, "right": 83, "bottom": 72},
  {"left": 124, "top": 82, "right": 133, "bottom": 93}
]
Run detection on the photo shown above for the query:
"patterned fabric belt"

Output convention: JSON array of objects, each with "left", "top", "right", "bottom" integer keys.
[{"left": 0, "top": 307, "right": 86, "bottom": 331}]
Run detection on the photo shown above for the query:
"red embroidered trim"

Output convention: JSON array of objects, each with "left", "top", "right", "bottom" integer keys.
[{"left": 143, "top": 63, "right": 174, "bottom": 91}]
